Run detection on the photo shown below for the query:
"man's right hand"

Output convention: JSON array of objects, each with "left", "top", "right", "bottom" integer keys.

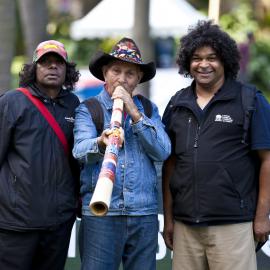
[
  {"left": 163, "top": 219, "right": 174, "bottom": 250},
  {"left": 97, "top": 127, "right": 124, "bottom": 149},
  {"left": 162, "top": 155, "right": 176, "bottom": 251}
]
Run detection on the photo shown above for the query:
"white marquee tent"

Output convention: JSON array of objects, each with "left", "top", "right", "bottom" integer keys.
[{"left": 70, "top": 0, "right": 207, "bottom": 40}]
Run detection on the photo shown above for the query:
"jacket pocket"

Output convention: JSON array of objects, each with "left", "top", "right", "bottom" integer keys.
[
  {"left": 171, "top": 112, "right": 195, "bottom": 154},
  {"left": 199, "top": 166, "right": 247, "bottom": 217},
  {"left": 90, "top": 162, "right": 102, "bottom": 192}
]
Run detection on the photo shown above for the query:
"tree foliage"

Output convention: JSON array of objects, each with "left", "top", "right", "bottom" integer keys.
[{"left": 220, "top": 1, "right": 270, "bottom": 93}]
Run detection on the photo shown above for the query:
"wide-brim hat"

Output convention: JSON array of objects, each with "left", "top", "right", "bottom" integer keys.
[
  {"left": 33, "top": 40, "right": 68, "bottom": 63},
  {"left": 89, "top": 37, "right": 156, "bottom": 83}
]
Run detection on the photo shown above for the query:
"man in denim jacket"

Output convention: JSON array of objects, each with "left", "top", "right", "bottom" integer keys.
[{"left": 73, "top": 37, "right": 171, "bottom": 270}]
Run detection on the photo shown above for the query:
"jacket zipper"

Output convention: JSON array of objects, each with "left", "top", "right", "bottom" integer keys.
[
  {"left": 186, "top": 117, "right": 192, "bottom": 150},
  {"left": 193, "top": 124, "right": 200, "bottom": 223},
  {"left": 12, "top": 175, "right": 17, "bottom": 208},
  {"left": 51, "top": 100, "right": 58, "bottom": 222}
]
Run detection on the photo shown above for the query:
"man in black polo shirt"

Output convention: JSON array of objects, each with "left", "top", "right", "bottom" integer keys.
[{"left": 162, "top": 20, "right": 270, "bottom": 270}]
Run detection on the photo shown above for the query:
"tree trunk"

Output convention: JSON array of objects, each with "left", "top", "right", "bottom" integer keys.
[
  {"left": 219, "top": 0, "right": 238, "bottom": 15},
  {"left": 18, "top": 0, "right": 48, "bottom": 62},
  {"left": 0, "top": 0, "right": 16, "bottom": 93},
  {"left": 252, "top": 0, "right": 270, "bottom": 20},
  {"left": 133, "top": 0, "right": 152, "bottom": 98}
]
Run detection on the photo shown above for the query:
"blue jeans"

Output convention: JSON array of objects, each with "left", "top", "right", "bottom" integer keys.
[{"left": 79, "top": 215, "right": 158, "bottom": 270}]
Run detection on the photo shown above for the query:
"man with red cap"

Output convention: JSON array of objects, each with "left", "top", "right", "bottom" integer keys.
[
  {"left": 73, "top": 37, "right": 171, "bottom": 270},
  {"left": 0, "top": 40, "right": 80, "bottom": 270}
]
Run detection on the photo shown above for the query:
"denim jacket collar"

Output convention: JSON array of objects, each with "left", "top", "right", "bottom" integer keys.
[{"left": 99, "top": 87, "right": 113, "bottom": 110}]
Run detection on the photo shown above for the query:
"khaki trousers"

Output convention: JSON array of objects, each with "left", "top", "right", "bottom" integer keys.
[{"left": 173, "top": 221, "right": 257, "bottom": 270}]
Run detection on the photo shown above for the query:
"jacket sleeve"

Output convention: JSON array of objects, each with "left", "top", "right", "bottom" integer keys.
[
  {"left": 131, "top": 101, "right": 171, "bottom": 161},
  {"left": 0, "top": 95, "right": 14, "bottom": 167},
  {"left": 72, "top": 103, "right": 104, "bottom": 164}
]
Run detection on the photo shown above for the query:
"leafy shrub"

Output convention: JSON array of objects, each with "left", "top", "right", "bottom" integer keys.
[{"left": 249, "top": 39, "right": 270, "bottom": 94}]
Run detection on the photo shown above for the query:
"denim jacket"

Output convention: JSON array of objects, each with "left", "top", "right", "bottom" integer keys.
[{"left": 73, "top": 88, "right": 171, "bottom": 216}]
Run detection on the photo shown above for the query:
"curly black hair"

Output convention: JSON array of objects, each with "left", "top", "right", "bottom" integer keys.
[
  {"left": 176, "top": 20, "right": 240, "bottom": 79},
  {"left": 19, "top": 61, "right": 80, "bottom": 91}
]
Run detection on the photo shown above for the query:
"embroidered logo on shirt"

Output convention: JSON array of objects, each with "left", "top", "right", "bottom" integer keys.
[
  {"left": 214, "top": 114, "right": 233, "bottom": 123},
  {"left": 65, "top": 116, "right": 75, "bottom": 123}
]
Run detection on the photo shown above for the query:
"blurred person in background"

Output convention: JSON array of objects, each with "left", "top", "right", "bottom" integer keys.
[
  {"left": 238, "top": 32, "right": 255, "bottom": 83},
  {"left": 0, "top": 40, "right": 80, "bottom": 270}
]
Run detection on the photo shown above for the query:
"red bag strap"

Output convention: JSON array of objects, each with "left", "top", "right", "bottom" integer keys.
[{"left": 17, "top": 87, "right": 69, "bottom": 156}]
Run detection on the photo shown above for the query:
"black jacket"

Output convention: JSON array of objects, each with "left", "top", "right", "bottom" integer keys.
[
  {"left": 0, "top": 85, "right": 80, "bottom": 230},
  {"left": 163, "top": 79, "right": 258, "bottom": 224}
]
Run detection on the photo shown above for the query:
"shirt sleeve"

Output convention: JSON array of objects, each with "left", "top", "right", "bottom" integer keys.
[
  {"left": 251, "top": 92, "right": 270, "bottom": 150},
  {"left": 131, "top": 101, "right": 171, "bottom": 161},
  {"left": 162, "top": 97, "right": 175, "bottom": 154}
]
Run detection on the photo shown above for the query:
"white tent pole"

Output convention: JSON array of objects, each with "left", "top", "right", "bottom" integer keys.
[{"left": 208, "top": 0, "right": 220, "bottom": 24}]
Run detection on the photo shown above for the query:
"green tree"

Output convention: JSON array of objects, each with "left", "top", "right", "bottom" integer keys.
[
  {"left": 0, "top": 0, "right": 48, "bottom": 92},
  {"left": 0, "top": 0, "right": 16, "bottom": 93},
  {"left": 18, "top": 0, "right": 48, "bottom": 61}
]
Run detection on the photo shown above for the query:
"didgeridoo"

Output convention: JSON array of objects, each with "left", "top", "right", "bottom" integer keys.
[{"left": 89, "top": 92, "right": 124, "bottom": 216}]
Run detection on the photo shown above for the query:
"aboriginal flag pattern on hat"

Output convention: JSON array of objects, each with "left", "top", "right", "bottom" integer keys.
[
  {"left": 89, "top": 37, "right": 156, "bottom": 84},
  {"left": 33, "top": 40, "right": 68, "bottom": 63}
]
